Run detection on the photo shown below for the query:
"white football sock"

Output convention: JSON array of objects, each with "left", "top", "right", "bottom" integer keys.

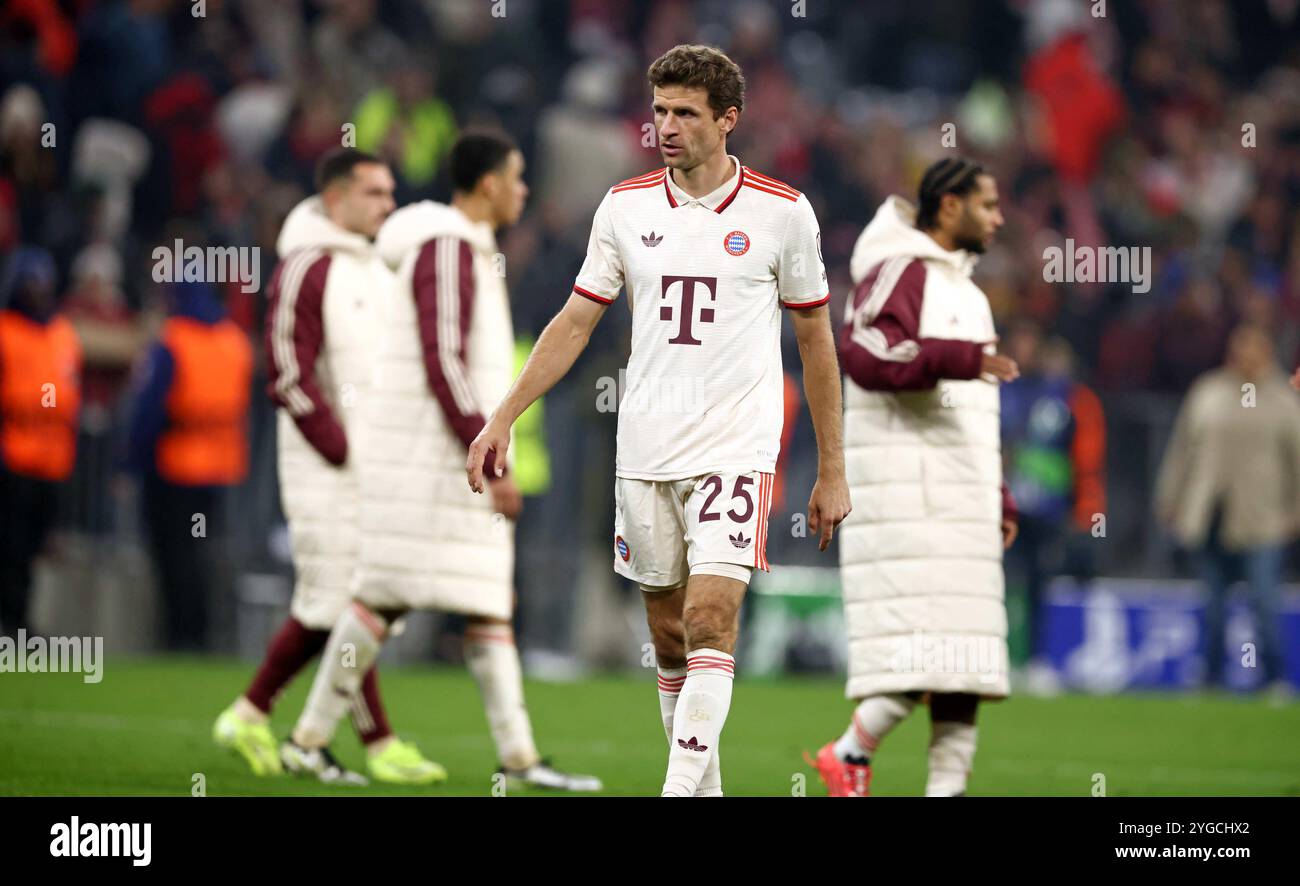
[
  {"left": 925, "top": 721, "right": 977, "bottom": 796},
  {"left": 658, "top": 665, "right": 722, "bottom": 796},
  {"left": 465, "top": 623, "right": 540, "bottom": 771},
  {"left": 656, "top": 666, "right": 686, "bottom": 740},
  {"left": 696, "top": 748, "right": 723, "bottom": 796},
  {"left": 292, "top": 603, "right": 387, "bottom": 748},
  {"left": 833, "top": 692, "right": 918, "bottom": 761},
  {"left": 662, "top": 649, "right": 734, "bottom": 797}
]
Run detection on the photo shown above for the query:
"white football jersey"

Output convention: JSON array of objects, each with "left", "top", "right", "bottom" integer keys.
[{"left": 574, "top": 155, "right": 828, "bottom": 480}]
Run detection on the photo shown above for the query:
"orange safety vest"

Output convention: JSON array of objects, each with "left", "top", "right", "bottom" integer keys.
[
  {"left": 0, "top": 310, "right": 81, "bottom": 481},
  {"left": 155, "top": 317, "right": 253, "bottom": 486}
]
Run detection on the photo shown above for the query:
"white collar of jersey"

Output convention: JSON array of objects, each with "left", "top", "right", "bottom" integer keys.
[{"left": 663, "top": 155, "right": 744, "bottom": 213}]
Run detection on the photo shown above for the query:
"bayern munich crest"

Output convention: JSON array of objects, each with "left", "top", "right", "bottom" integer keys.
[
  {"left": 723, "top": 230, "right": 750, "bottom": 256},
  {"left": 615, "top": 535, "right": 630, "bottom": 561}
]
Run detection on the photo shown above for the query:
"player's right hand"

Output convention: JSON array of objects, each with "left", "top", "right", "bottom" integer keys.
[
  {"left": 467, "top": 418, "right": 511, "bottom": 494},
  {"left": 980, "top": 352, "right": 1020, "bottom": 383},
  {"left": 807, "top": 471, "right": 852, "bottom": 552}
]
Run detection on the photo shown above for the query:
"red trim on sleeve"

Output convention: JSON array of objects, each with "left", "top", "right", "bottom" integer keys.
[
  {"left": 615, "top": 168, "right": 667, "bottom": 188},
  {"left": 742, "top": 181, "right": 798, "bottom": 202},
  {"left": 743, "top": 168, "right": 800, "bottom": 196},
  {"left": 782, "top": 293, "right": 831, "bottom": 310},
  {"left": 573, "top": 285, "right": 614, "bottom": 305},
  {"left": 612, "top": 172, "right": 667, "bottom": 194}
]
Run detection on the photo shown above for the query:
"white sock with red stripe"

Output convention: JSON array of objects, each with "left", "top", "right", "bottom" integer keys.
[
  {"left": 833, "top": 693, "right": 918, "bottom": 762},
  {"left": 925, "top": 722, "right": 977, "bottom": 796},
  {"left": 465, "top": 623, "right": 540, "bottom": 771},
  {"left": 658, "top": 666, "right": 722, "bottom": 796},
  {"left": 293, "top": 603, "right": 388, "bottom": 748},
  {"left": 662, "top": 649, "right": 734, "bottom": 797}
]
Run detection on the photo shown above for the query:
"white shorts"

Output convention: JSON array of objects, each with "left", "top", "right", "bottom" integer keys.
[{"left": 613, "top": 470, "right": 774, "bottom": 589}]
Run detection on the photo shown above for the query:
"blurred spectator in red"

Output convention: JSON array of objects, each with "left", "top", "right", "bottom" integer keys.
[
  {"left": 265, "top": 88, "right": 345, "bottom": 193},
  {"left": 1, "top": 0, "right": 77, "bottom": 78},
  {"left": 143, "top": 72, "right": 227, "bottom": 215},
  {"left": 63, "top": 243, "right": 142, "bottom": 410},
  {"left": 1154, "top": 278, "right": 1230, "bottom": 392},
  {"left": 62, "top": 243, "right": 144, "bottom": 535}
]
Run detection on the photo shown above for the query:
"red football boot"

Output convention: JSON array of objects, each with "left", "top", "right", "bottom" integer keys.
[{"left": 807, "top": 741, "right": 872, "bottom": 797}]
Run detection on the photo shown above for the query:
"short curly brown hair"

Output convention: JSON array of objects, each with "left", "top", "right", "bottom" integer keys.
[{"left": 647, "top": 44, "right": 746, "bottom": 120}]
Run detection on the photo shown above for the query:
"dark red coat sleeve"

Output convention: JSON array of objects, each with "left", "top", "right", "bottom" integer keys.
[
  {"left": 410, "top": 237, "right": 504, "bottom": 478},
  {"left": 264, "top": 250, "right": 347, "bottom": 466},
  {"left": 839, "top": 257, "right": 985, "bottom": 391}
]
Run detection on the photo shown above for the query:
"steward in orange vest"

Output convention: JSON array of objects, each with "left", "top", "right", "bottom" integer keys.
[
  {"left": 0, "top": 309, "right": 81, "bottom": 481},
  {"left": 127, "top": 283, "right": 253, "bottom": 486},
  {"left": 126, "top": 280, "right": 252, "bottom": 649},
  {"left": 0, "top": 247, "right": 80, "bottom": 635}
]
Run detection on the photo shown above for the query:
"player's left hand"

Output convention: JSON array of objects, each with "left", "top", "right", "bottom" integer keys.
[
  {"left": 808, "top": 472, "right": 851, "bottom": 552},
  {"left": 1001, "top": 518, "right": 1018, "bottom": 550},
  {"left": 1290, "top": 366, "right": 1300, "bottom": 391}
]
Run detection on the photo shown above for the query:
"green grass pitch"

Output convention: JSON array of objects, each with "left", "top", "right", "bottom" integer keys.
[{"left": 1, "top": 658, "right": 1297, "bottom": 796}]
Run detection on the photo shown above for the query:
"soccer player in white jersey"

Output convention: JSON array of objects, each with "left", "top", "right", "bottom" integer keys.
[{"left": 467, "top": 44, "right": 851, "bottom": 797}]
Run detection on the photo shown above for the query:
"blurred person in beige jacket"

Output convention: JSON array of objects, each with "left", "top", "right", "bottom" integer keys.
[{"left": 1156, "top": 324, "right": 1300, "bottom": 691}]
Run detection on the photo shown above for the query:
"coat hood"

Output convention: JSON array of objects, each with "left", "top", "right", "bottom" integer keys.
[
  {"left": 375, "top": 201, "right": 496, "bottom": 271},
  {"left": 276, "top": 196, "right": 374, "bottom": 257},
  {"left": 850, "top": 195, "right": 979, "bottom": 284}
]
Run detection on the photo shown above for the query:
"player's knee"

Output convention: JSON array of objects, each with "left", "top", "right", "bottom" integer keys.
[
  {"left": 647, "top": 614, "right": 686, "bottom": 665},
  {"left": 653, "top": 640, "right": 686, "bottom": 670},
  {"left": 681, "top": 605, "right": 735, "bottom": 653}
]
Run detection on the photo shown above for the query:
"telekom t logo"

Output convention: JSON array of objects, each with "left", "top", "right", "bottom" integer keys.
[{"left": 659, "top": 275, "right": 717, "bottom": 345}]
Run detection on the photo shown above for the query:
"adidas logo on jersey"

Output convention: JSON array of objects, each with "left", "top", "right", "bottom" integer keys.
[
  {"left": 641, "top": 231, "right": 663, "bottom": 247},
  {"left": 677, "top": 736, "right": 708, "bottom": 752},
  {"left": 729, "top": 531, "right": 751, "bottom": 550}
]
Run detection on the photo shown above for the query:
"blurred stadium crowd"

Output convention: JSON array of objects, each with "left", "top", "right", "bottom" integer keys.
[{"left": 2, "top": 0, "right": 1300, "bottom": 666}]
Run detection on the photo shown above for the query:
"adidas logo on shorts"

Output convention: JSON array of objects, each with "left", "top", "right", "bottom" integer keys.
[{"left": 729, "top": 531, "right": 751, "bottom": 550}]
